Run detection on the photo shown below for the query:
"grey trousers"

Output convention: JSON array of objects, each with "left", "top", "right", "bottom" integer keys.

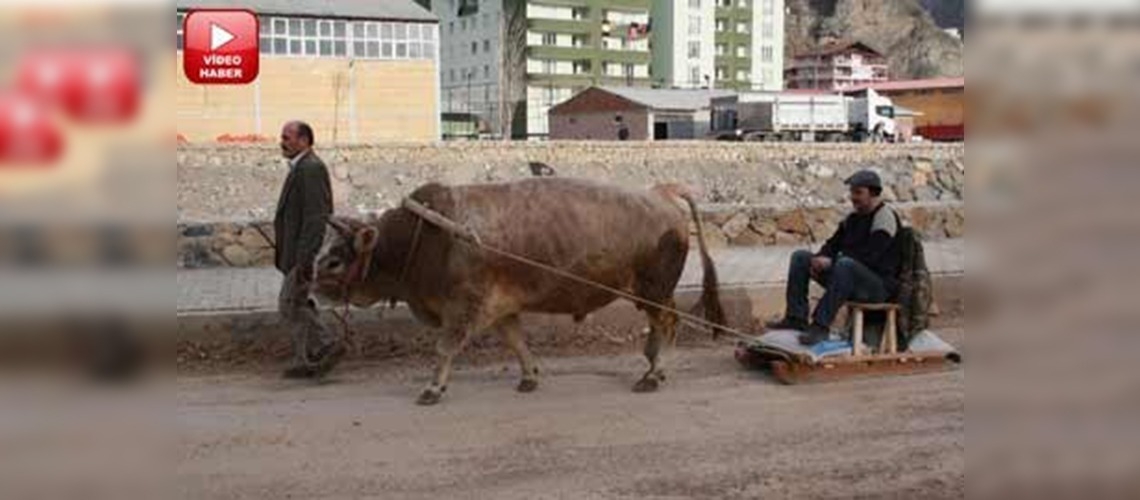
[{"left": 278, "top": 267, "right": 334, "bottom": 365}]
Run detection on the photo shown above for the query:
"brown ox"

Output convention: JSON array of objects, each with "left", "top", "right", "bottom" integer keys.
[{"left": 312, "top": 178, "right": 725, "bottom": 405}]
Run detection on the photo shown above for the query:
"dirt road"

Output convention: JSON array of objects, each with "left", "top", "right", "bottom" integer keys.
[{"left": 178, "top": 333, "right": 964, "bottom": 500}]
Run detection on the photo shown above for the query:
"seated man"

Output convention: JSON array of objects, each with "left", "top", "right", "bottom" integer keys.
[{"left": 767, "top": 170, "right": 902, "bottom": 345}]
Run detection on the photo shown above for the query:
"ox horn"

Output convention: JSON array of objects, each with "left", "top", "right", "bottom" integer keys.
[{"left": 326, "top": 216, "right": 352, "bottom": 235}]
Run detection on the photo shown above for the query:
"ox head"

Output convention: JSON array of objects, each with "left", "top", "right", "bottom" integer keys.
[{"left": 312, "top": 215, "right": 381, "bottom": 305}]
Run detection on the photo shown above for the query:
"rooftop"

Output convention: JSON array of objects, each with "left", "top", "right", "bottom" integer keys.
[
  {"left": 794, "top": 41, "right": 884, "bottom": 59},
  {"left": 174, "top": 0, "right": 437, "bottom": 22},
  {"left": 846, "top": 77, "right": 965, "bottom": 93},
  {"left": 599, "top": 86, "right": 738, "bottom": 111}
]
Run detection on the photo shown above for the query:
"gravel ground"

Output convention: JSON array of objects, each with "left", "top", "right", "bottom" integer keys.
[{"left": 175, "top": 330, "right": 965, "bottom": 500}]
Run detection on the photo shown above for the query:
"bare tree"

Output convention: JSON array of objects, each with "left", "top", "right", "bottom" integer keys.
[{"left": 499, "top": 0, "right": 527, "bottom": 140}]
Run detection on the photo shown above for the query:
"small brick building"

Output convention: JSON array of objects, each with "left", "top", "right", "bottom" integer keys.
[{"left": 548, "top": 86, "right": 735, "bottom": 141}]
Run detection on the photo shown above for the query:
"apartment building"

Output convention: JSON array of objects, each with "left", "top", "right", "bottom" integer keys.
[
  {"left": 712, "top": 0, "right": 784, "bottom": 91},
  {"left": 432, "top": 0, "right": 653, "bottom": 139},
  {"left": 650, "top": 0, "right": 714, "bottom": 89},
  {"left": 650, "top": 0, "right": 782, "bottom": 91},
  {"left": 785, "top": 41, "right": 888, "bottom": 91}
]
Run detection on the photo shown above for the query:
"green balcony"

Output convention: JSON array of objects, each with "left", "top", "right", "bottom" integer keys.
[
  {"left": 597, "top": 49, "right": 650, "bottom": 64},
  {"left": 528, "top": 18, "right": 594, "bottom": 34},
  {"left": 527, "top": 45, "right": 595, "bottom": 60},
  {"left": 527, "top": 0, "right": 590, "bottom": 8}
]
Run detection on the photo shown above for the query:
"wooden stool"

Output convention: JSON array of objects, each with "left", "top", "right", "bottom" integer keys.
[{"left": 846, "top": 302, "right": 900, "bottom": 356}]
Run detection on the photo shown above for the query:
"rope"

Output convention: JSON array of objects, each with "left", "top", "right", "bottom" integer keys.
[{"left": 401, "top": 198, "right": 760, "bottom": 344}]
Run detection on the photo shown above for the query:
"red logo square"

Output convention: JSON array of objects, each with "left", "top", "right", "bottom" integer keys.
[
  {"left": 17, "top": 47, "right": 141, "bottom": 124},
  {"left": 183, "top": 9, "right": 259, "bottom": 85},
  {"left": 0, "top": 93, "right": 64, "bottom": 165}
]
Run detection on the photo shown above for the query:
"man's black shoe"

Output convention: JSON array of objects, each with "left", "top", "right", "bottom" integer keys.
[
  {"left": 282, "top": 364, "right": 318, "bottom": 379},
  {"left": 309, "top": 341, "right": 347, "bottom": 378},
  {"left": 765, "top": 317, "right": 808, "bottom": 332},
  {"left": 797, "top": 324, "right": 831, "bottom": 346}
]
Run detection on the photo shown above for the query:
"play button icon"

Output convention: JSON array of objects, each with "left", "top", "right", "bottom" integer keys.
[
  {"left": 183, "top": 9, "right": 259, "bottom": 85},
  {"left": 210, "top": 23, "right": 236, "bottom": 51}
]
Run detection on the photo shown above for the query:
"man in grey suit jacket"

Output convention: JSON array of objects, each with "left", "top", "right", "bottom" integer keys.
[{"left": 274, "top": 120, "right": 344, "bottom": 379}]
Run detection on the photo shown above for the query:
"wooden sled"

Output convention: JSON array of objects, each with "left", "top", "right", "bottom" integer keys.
[{"left": 736, "top": 302, "right": 961, "bottom": 385}]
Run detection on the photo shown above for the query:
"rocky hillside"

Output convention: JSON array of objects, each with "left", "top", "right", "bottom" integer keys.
[
  {"left": 920, "top": 0, "right": 966, "bottom": 33},
  {"left": 786, "top": 0, "right": 964, "bottom": 79}
]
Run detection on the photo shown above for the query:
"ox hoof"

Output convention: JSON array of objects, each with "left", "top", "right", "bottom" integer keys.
[
  {"left": 632, "top": 377, "right": 660, "bottom": 393},
  {"left": 416, "top": 388, "right": 444, "bottom": 406},
  {"left": 516, "top": 378, "right": 539, "bottom": 393}
]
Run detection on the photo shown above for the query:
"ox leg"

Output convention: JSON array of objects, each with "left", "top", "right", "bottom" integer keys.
[
  {"left": 417, "top": 325, "right": 470, "bottom": 406},
  {"left": 417, "top": 295, "right": 503, "bottom": 406},
  {"left": 499, "top": 315, "right": 540, "bottom": 393},
  {"left": 634, "top": 299, "right": 678, "bottom": 393}
]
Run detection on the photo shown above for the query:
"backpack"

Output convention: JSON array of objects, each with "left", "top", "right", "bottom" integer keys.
[{"left": 893, "top": 223, "right": 934, "bottom": 350}]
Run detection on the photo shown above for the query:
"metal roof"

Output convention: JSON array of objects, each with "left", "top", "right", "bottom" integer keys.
[
  {"left": 599, "top": 86, "right": 737, "bottom": 111},
  {"left": 847, "top": 77, "right": 965, "bottom": 93},
  {"left": 175, "top": 0, "right": 437, "bottom": 22}
]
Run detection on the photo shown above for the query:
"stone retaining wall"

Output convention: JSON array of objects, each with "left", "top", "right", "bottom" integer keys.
[
  {"left": 178, "top": 201, "right": 963, "bottom": 268},
  {"left": 178, "top": 143, "right": 964, "bottom": 221}
]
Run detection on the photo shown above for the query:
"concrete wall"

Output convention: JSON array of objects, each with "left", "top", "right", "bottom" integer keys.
[{"left": 176, "top": 54, "right": 439, "bottom": 143}]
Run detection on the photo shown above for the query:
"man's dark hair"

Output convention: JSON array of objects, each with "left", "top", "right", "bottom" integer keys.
[{"left": 296, "top": 122, "right": 315, "bottom": 145}]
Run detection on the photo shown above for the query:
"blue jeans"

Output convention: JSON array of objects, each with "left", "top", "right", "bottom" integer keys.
[{"left": 785, "top": 250, "right": 889, "bottom": 328}]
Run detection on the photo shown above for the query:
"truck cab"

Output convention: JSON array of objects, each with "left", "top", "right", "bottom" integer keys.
[{"left": 848, "top": 88, "right": 898, "bottom": 142}]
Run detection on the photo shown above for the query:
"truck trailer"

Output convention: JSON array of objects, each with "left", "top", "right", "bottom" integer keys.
[{"left": 709, "top": 89, "right": 899, "bottom": 142}]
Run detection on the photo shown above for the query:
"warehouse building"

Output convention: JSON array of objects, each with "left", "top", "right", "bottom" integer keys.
[{"left": 176, "top": 0, "right": 441, "bottom": 143}]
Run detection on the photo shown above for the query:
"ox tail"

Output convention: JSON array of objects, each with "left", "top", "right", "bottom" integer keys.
[{"left": 656, "top": 184, "right": 728, "bottom": 339}]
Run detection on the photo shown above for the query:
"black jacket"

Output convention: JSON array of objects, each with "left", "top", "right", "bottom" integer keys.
[{"left": 816, "top": 203, "right": 902, "bottom": 294}]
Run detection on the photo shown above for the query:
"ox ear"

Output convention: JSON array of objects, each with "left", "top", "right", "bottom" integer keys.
[{"left": 354, "top": 226, "right": 379, "bottom": 254}]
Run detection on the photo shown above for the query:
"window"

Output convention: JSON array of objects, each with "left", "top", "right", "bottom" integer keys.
[
  {"left": 177, "top": 12, "right": 184, "bottom": 50},
  {"left": 737, "top": 69, "right": 748, "bottom": 81},
  {"left": 255, "top": 16, "right": 433, "bottom": 60},
  {"left": 737, "top": 45, "right": 747, "bottom": 57},
  {"left": 689, "top": 66, "right": 701, "bottom": 85},
  {"left": 716, "top": 67, "right": 727, "bottom": 80},
  {"left": 716, "top": 19, "right": 727, "bottom": 31},
  {"left": 762, "top": 46, "right": 774, "bottom": 63},
  {"left": 471, "top": 15, "right": 478, "bottom": 29},
  {"left": 719, "top": 0, "right": 731, "bottom": 6},
  {"left": 716, "top": 43, "right": 726, "bottom": 56},
  {"left": 449, "top": 21, "right": 454, "bottom": 34},
  {"left": 738, "top": 0, "right": 748, "bottom": 6},
  {"left": 572, "top": 7, "right": 589, "bottom": 20},
  {"left": 484, "top": 64, "right": 490, "bottom": 78},
  {"left": 689, "top": 16, "right": 701, "bottom": 35},
  {"left": 543, "top": 60, "right": 555, "bottom": 73},
  {"left": 624, "top": 63, "right": 634, "bottom": 78},
  {"left": 542, "top": 33, "right": 556, "bottom": 45},
  {"left": 689, "top": 0, "right": 700, "bottom": 8},
  {"left": 688, "top": 41, "right": 700, "bottom": 59},
  {"left": 483, "top": 39, "right": 491, "bottom": 52},
  {"left": 471, "top": 41, "right": 477, "bottom": 54},
  {"left": 763, "top": 21, "right": 774, "bottom": 39},
  {"left": 737, "top": 22, "right": 748, "bottom": 33},
  {"left": 450, "top": 69, "right": 456, "bottom": 82}
]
